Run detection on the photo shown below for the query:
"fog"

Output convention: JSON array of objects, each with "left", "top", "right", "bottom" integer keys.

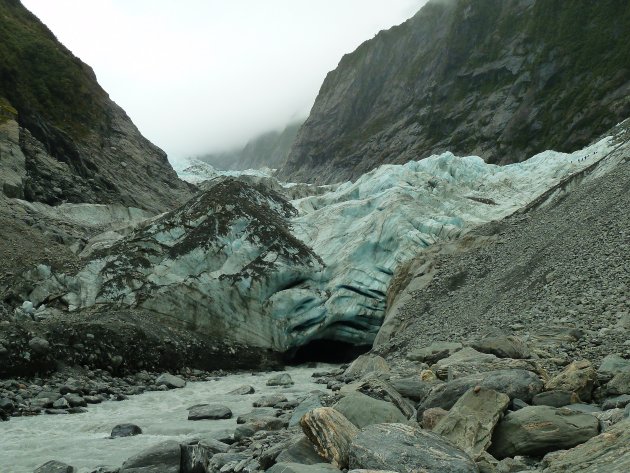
[{"left": 21, "top": 0, "right": 426, "bottom": 164}]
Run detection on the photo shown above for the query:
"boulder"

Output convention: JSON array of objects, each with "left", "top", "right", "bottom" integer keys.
[
  {"left": 419, "top": 369, "right": 543, "bottom": 415},
  {"left": 597, "top": 354, "right": 630, "bottom": 381},
  {"left": 407, "top": 342, "right": 463, "bottom": 364},
  {"left": 344, "top": 355, "right": 390, "bottom": 378},
  {"left": 267, "top": 463, "right": 339, "bottom": 473},
  {"left": 490, "top": 406, "right": 600, "bottom": 459},
  {"left": 267, "top": 372, "right": 295, "bottom": 386},
  {"left": 432, "top": 347, "right": 540, "bottom": 379},
  {"left": 434, "top": 387, "right": 510, "bottom": 459},
  {"left": 544, "top": 360, "right": 597, "bottom": 402},
  {"left": 300, "top": 407, "right": 359, "bottom": 469},
  {"left": 155, "top": 373, "right": 186, "bottom": 389},
  {"left": 532, "top": 390, "right": 580, "bottom": 408},
  {"left": 389, "top": 376, "right": 435, "bottom": 402},
  {"left": 541, "top": 419, "right": 630, "bottom": 472},
  {"left": 237, "top": 407, "right": 276, "bottom": 424},
  {"left": 349, "top": 423, "right": 477, "bottom": 472},
  {"left": 601, "top": 394, "right": 630, "bottom": 410},
  {"left": 228, "top": 384, "right": 255, "bottom": 395},
  {"left": 28, "top": 337, "right": 50, "bottom": 355},
  {"left": 111, "top": 424, "right": 143, "bottom": 438},
  {"left": 333, "top": 392, "right": 407, "bottom": 428},
  {"left": 289, "top": 394, "right": 324, "bottom": 427},
  {"left": 254, "top": 393, "right": 288, "bottom": 407},
  {"left": 34, "top": 461, "right": 76, "bottom": 473},
  {"left": 352, "top": 376, "right": 415, "bottom": 418},
  {"left": 421, "top": 407, "right": 449, "bottom": 430},
  {"left": 605, "top": 371, "right": 630, "bottom": 396},
  {"left": 63, "top": 393, "right": 87, "bottom": 407},
  {"left": 187, "top": 404, "right": 232, "bottom": 420},
  {"left": 470, "top": 335, "right": 531, "bottom": 359},
  {"left": 276, "top": 435, "right": 327, "bottom": 465},
  {"left": 234, "top": 417, "right": 286, "bottom": 440},
  {"left": 119, "top": 440, "right": 180, "bottom": 473}
]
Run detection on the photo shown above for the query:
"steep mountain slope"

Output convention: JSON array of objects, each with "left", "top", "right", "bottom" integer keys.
[
  {"left": 0, "top": 0, "right": 191, "bottom": 212},
  {"left": 200, "top": 121, "right": 301, "bottom": 171},
  {"left": 281, "top": 0, "right": 630, "bottom": 183}
]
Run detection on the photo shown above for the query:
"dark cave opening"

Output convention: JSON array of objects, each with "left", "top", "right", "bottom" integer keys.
[{"left": 286, "top": 339, "right": 371, "bottom": 365}]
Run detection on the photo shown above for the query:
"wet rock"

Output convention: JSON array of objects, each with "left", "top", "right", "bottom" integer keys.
[
  {"left": 541, "top": 419, "right": 630, "bottom": 472},
  {"left": 470, "top": 335, "right": 531, "bottom": 359},
  {"left": 267, "top": 463, "right": 339, "bottom": 473},
  {"left": 228, "top": 384, "right": 255, "bottom": 395},
  {"left": 34, "top": 461, "right": 76, "bottom": 473},
  {"left": 349, "top": 423, "right": 477, "bottom": 473},
  {"left": 253, "top": 393, "right": 287, "bottom": 407},
  {"left": 532, "top": 390, "right": 580, "bottom": 408},
  {"left": 544, "top": 360, "right": 597, "bottom": 402},
  {"left": 490, "top": 406, "right": 600, "bottom": 459},
  {"left": 64, "top": 393, "right": 86, "bottom": 407},
  {"left": 119, "top": 440, "right": 180, "bottom": 473},
  {"left": 187, "top": 404, "right": 232, "bottom": 420},
  {"left": 419, "top": 369, "right": 543, "bottom": 415},
  {"left": 0, "top": 397, "right": 15, "bottom": 413},
  {"left": 434, "top": 387, "right": 510, "bottom": 459},
  {"left": 421, "top": 407, "right": 448, "bottom": 430},
  {"left": 52, "top": 397, "right": 70, "bottom": 409},
  {"left": 333, "top": 391, "right": 406, "bottom": 428},
  {"left": 267, "top": 372, "right": 294, "bottom": 386},
  {"left": 300, "top": 407, "right": 359, "bottom": 469},
  {"left": 111, "top": 424, "right": 142, "bottom": 438},
  {"left": 407, "top": 341, "right": 463, "bottom": 364},
  {"left": 344, "top": 354, "right": 390, "bottom": 379},
  {"left": 155, "top": 373, "right": 186, "bottom": 389}
]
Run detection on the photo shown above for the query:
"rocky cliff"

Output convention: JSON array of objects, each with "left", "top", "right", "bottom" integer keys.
[
  {"left": 0, "top": 0, "right": 191, "bottom": 212},
  {"left": 200, "top": 121, "right": 301, "bottom": 171},
  {"left": 281, "top": 0, "right": 630, "bottom": 183}
]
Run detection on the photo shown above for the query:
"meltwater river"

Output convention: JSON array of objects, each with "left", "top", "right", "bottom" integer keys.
[{"left": 1, "top": 365, "right": 334, "bottom": 473}]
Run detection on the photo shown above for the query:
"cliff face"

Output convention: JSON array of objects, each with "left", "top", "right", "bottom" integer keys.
[
  {"left": 281, "top": 0, "right": 630, "bottom": 183},
  {"left": 0, "top": 0, "right": 191, "bottom": 212},
  {"left": 200, "top": 121, "right": 301, "bottom": 171}
]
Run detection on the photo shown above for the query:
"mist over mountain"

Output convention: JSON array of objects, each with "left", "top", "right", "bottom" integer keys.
[{"left": 281, "top": 0, "right": 630, "bottom": 183}]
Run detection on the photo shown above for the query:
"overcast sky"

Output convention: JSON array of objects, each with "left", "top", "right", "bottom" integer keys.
[{"left": 22, "top": 0, "right": 426, "bottom": 163}]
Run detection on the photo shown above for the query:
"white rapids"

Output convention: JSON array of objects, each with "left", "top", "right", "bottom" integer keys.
[{"left": 0, "top": 365, "right": 333, "bottom": 473}]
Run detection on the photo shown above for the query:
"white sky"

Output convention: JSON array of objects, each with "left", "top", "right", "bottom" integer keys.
[{"left": 21, "top": 0, "right": 426, "bottom": 163}]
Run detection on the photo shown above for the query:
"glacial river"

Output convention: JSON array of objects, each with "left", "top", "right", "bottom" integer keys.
[{"left": 0, "top": 365, "right": 334, "bottom": 473}]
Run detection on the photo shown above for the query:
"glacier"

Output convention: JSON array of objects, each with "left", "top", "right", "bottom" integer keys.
[{"left": 23, "top": 136, "right": 617, "bottom": 357}]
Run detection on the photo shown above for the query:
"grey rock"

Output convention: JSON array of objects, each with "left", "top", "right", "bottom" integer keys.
[
  {"left": 344, "top": 354, "right": 390, "bottom": 379},
  {"left": 64, "top": 393, "right": 87, "bottom": 407},
  {"left": 0, "top": 397, "right": 15, "bottom": 412},
  {"left": 541, "top": 419, "right": 630, "bottom": 472},
  {"left": 300, "top": 407, "right": 359, "bottom": 469},
  {"left": 333, "top": 392, "right": 407, "bottom": 428},
  {"left": 209, "top": 453, "right": 249, "bottom": 471},
  {"left": 532, "top": 390, "right": 580, "bottom": 408},
  {"left": 33, "top": 461, "right": 76, "bottom": 473},
  {"left": 28, "top": 337, "right": 50, "bottom": 355},
  {"left": 349, "top": 423, "right": 477, "bottom": 473},
  {"left": 471, "top": 335, "right": 531, "bottom": 359},
  {"left": 407, "top": 341, "right": 463, "bottom": 364},
  {"left": 434, "top": 387, "right": 510, "bottom": 459},
  {"left": 544, "top": 360, "right": 597, "bottom": 402},
  {"left": 353, "top": 376, "right": 415, "bottom": 419},
  {"left": 598, "top": 355, "right": 630, "bottom": 381},
  {"left": 601, "top": 394, "right": 630, "bottom": 410},
  {"left": 389, "top": 376, "right": 435, "bottom": 402},
  {"left": 490, "top": 406, "right": 600, "bottom": 459},
  {"left": 52, "top": 397, "right": 70, "bottom": 409},
  {"left": 234, "top": 417, "right": 286, "bottom": 440},
  {"left": 120, "top": 440, "right": 180, "bottom": 473},
  {"left": 187, "top": 403, "right": 232, "bottom": 420},
  {"left": 266, "top": 463, "right": 339, "bottom": 473},
  {"left": 419, "top": 369, "right": 543, "bottom": 415},
  {"left": 289, "top": 394, "right": 324, "bottom": 427},
  {"left": 276, "top": 436, "right": 326, "bottom": 465},
  {"left": 253, "top": 393, "right": 287, "bottom": 407},
  {"left": 605, "top": 371, "right": 630, "bottom": 396},
  {"left": 237, "top": 407, "right": 275, "bottom": 424},
  {"left": 155, "top": 373, "right": 186, "bottom": 389},
  {"left": 111, "top": 424, "right": 142, "bottom": 438},
  {"left": 228, "top": 384, "right": 255, "bottom": 395},
  {"left": 267, "top": 372, "right": 294, "bottom": 386},
  {"left": 432, "top": 347, "right": 541, "bottom": 379},
  {"left": 421, "top": 407, "right": 449, "bottom": 430}
]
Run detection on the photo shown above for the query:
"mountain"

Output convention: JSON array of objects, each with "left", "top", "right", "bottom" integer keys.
[
  {"left": 0, "top": 0, "right": 191, "bottom": 212},
  {"left": 281, "top": 0, "right": 630, "bottom": 183},
  {"left": 200, "top": 121, "right": 302, "bottom": 171}
]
